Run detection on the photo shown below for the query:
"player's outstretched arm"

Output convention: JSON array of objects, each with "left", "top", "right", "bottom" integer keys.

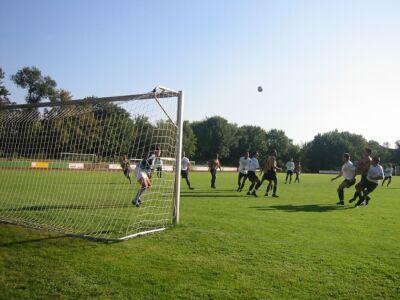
[{"left": 331, "top": 172, "right": 342, "bottom": 181}]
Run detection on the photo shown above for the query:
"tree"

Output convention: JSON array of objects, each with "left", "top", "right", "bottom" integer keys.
[
  {"left": 229, "top": 125, "right": 268, "bottom": 164},
  {"left": 301, "top": 130, "right": 368, "bottom": 172},
  {"left": 391, "top": 140, "right": 400, "bottom": 166},
  {"left": 191, "top": 116, "right": 237, "bottom": 163},
  {"left": 0, "top": 67, "right": 11, "bottom": 106},
  {"left": 265, "top": 129, "right": 298, "bottom": 165},
  {"left": 49, "top": 89, "right": 73, "bottom": 103},
  {"left": 367, "top": 140, "right": 392, "bottom": 163},
  {"left": 11, "top": 66, "right": 57, "bottom": 104},
  {"left": 182, "top": 121, "right": 197, "bottom": 157}
]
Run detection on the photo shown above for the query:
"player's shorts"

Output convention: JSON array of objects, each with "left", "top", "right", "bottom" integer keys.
[
  {"left": 247, "top": 171, "right": 258, "bottom": 181},
  {"left": 181, "top": 170, "right": 189, "bottom": 178},
  {"left": 286, "top": 170, "right": 293, "bottom": 175},
  {"left": 384, "top": 175, "right": 392, "bottom": 180},
  {"left": 264, "top": 170, "right": 277, "bottom": 181},
  {"left": 123, "top": 167, "right": 132, "bottom": 176},
  {"left": 358, "top": 174, "right": 369, "bottom": 189},
  {"left": 135, "top": 166, "right": 149, "bottom": 181},
  {"left": 339, "top": 178, "right": 356, "bottom": 189},
  {"left": 238, "top": 172, "right": 248, "bottom": 178},
  {"left": 364, "top": 180, "right": 378, "bottom": 194}
]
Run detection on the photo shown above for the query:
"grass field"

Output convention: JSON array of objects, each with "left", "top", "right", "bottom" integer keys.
[
  {"left": 1, "top": 172, "right": 399, "bottom": 299},
  {"left": 0, "top": 169, "right": 176, "bottom": 240}
]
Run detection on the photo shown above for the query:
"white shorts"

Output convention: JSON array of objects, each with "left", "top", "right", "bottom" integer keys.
[{"left": 135, "top": 167, "right": 149, "bottom": 181}]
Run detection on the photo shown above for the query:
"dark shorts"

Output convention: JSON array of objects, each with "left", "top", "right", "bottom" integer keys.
[
  {"left": 181, "top": 170, "right": 188, "bottom": 178},
  {"left": 123, "top": 168, "right": 132, "bottom": 176},
  {"left": 339, "top": 178, "right": 356, "bottom": 189},
  {"left": 238, "top": 172, "right": 248, "bottom": 179},
  {"left": 247, "top": 171, "right": 258, "bottom": 181},
  {"left": 286, "top": 170, "right": 293, "bottom": 175},
  {"left": 358, "top": 174, "right": 369, "bottom": 189},
  {"left": 384, "top": 176, "right": 392, "bottom": 180},
  {"left": 363, "top": 180, "right": 378, "bottom": 194},
  {"left": 263, "top": 170, "right": 277, "bottom": 181}
]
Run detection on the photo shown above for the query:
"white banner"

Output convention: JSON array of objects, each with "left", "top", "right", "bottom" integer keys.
[
  {"left": 109, "top": 164, "right": 122, "bottom": 170},
  {"left": 69, "top": 163, "right": 84, "bottom": 169}
]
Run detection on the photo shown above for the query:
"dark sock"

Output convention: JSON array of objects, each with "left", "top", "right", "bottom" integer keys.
[{"left": 338, "top": 189, "right": 344, "bottom": 201}]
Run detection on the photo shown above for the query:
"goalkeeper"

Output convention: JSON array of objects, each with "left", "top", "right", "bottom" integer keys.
[{"left": 132, "top": 146, "right": 161, "bottom": 207}]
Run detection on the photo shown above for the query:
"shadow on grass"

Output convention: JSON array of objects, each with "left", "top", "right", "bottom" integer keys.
[
  {"left": 182, "top": 189, "right": 236, "bottom": 192},
  {"left": 181, "top": 193, "right": 244, "bottom": 198},
  {"left": 1, "top": 203, "right": 132, "bottom": 212},
  {"left": 0, "top": 235, "right": 65, "bottom": 247},
  {"left": 250, "top": 204, "right": 352, "bottom": 212},
  {"left": 63, "top": 182, "right": 129, "bottom": 185}
]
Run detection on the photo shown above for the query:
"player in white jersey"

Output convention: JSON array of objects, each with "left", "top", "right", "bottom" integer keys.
[
  {"left": 246, "top": 152, "right": 262, "bottom": 197},
  {"left": 382, "top": 164, "right": 393, "bottom": 187},
  {"left": 154, "top": 156, "right": 163, "bottom": 178},
  {"left": 181, "top": 153, "right": 194, "bottom": 190},
  {"left": 331, "top": 153, "right": 356, "bottom": 205},
  {"left": 132, "top": 146, "right": 161, "bottom": 207},
  {"left": 285, "top": 158, "right": 295, "bottom": 184},
  {"left": 237, "top": 151, "right": 251, "bottom": 192},
  {"left": 354, "top": 156, "right": 384, "bottom": 208}
]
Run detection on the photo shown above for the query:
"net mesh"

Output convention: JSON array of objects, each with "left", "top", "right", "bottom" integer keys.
[{"left": 0, "top": 91, "right": 180, "bottom": 241}]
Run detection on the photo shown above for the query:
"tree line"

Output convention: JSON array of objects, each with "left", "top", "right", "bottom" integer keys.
[
  {"left": 1, "top": 66, "right": 399, "bottom": 171},
  {"left": 0, "top": 67, "right": 176, "bottom": 162},
  {"left": 183, "top": 117, "right": 400, "bottom": 171}
]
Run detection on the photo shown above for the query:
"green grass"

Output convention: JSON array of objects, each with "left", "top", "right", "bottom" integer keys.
[
  {"left": 0, "top": 169, "right": 175, "bottom": 239},
  {"left": 1, "top": 172, "right": 399, "bottom": 299}
]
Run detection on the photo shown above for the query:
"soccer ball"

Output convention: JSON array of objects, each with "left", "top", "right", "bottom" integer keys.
[{"left": 257, "top": 86, "right": 263, "bottom": 92}]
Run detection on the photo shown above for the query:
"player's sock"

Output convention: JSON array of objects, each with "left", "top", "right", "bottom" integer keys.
[
  {"left": 354, "top": 197, "right": 364, "bottom": 207},
  {"left": 338, "top": 189, "right": 344, "bottom": 201},
  {"left": 133, "top": 187, "right": 146, "bottom": 206}
]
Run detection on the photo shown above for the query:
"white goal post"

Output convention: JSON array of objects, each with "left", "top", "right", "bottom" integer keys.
[{"left": 0, "top": 87, "right": 184, "bottom": 241}]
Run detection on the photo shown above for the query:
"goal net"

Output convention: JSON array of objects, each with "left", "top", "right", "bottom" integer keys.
[{"left": 0, "top": 87, "right": 183, "bottom": 241}]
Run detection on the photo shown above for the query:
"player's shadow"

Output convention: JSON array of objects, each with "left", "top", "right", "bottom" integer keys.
[
  {"left": 181, "top": 189, "right": 235, "bottom": 193},
  {"left": 181, "top": 193, "right": 243, "bottom": 198},
  {"left": 0, "top": 235, "right": 64, "bottom": 247},
  {"left": 251, "top": 204, "right": 350, "bottom": 212},
  {"left": 1, "top": 203, "right": 131, "bottom": 212},
  {"left": 63, "top": 182, "right": 127, "bottom": 185}
]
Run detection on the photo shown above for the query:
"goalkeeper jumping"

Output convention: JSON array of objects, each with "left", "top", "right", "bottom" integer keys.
[{"left": 132, "top": 146, "right": 161, "bottom": 207}]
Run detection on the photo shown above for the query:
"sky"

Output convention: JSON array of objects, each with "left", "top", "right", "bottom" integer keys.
[{"left": 1, "top": 0, "right": 400, "bottom": 147}]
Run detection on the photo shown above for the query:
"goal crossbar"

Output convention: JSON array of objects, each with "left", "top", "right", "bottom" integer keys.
[{"left": 0, "top": 90, "right": 180, "bottom": 111}]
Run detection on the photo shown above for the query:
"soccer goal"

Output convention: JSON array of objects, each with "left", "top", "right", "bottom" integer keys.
[{"left": 0, "top": 87, "right": 184, "bottom": 241}]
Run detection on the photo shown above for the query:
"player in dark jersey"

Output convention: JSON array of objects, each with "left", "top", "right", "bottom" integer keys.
[
  {"left": 261, "top": 149, "right": 282, "bottom": 197},
  {"left": 120, "top": 155, "right": 132, "bottom": 184},
  {"left": 349, "top": 148, "right": 372, "bottom": 204},
  {"left": 209, "top": 154, "right": 221, "bottom": 189},
  {"left": 294, "top": 162, "right": 301, "bottom": 183}
]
